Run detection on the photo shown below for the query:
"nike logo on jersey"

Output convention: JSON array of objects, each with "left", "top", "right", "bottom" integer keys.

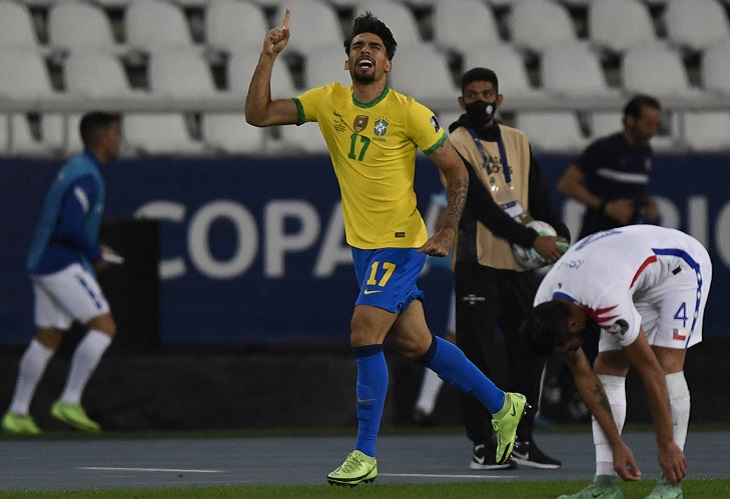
[{"left": 363, "top": 290, "right": 381, "bottom": 295}]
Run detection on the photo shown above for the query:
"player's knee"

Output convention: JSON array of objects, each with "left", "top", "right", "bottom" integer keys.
[{"left": 87, "top": 313, "right": 116, "bottom": 338}]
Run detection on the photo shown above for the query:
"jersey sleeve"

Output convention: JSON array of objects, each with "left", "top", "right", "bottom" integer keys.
[
  {"left": 406, "top": 100, "right": 447, "bottom": 155},
  {"left": 293, "top": 85, "right": 328, "bottom": 125}
]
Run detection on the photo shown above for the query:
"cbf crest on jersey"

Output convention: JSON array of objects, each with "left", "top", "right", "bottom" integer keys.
[
  {"left": 374, "top": 118, "right": 388, "bottom": 136},
  {"left": 354, "top": 115, "right": 369, "bottom": 132}
]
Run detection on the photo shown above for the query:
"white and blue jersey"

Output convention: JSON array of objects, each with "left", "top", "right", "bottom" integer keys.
[
  {"left": 27, "top": 151, "right": 106, "bottom": 276},
  {"left": 535, "top": 225, "right": 712, "bottom": 350}
]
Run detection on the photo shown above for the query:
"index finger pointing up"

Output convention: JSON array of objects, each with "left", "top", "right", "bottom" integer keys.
[{"left": 281, "top": 8, "right": 290, "bottom": 29}]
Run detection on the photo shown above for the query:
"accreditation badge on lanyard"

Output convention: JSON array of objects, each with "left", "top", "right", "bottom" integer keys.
[{"left": 468, "top": 127, "right": 534, "bottom": 226}]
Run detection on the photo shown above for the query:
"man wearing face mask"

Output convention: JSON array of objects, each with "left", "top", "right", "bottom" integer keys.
[{"left": 447, "top": 67, "right": 569, "bottom": 470}]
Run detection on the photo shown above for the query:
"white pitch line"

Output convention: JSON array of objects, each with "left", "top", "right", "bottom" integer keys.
[
  {"left": 379, "top": 473, "right": 518, "bottom": 479},
  {"left": 80, "top": 466, "right": 224, "bottom": 474}
]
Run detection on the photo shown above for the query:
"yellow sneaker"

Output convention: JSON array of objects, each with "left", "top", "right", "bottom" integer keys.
[
  {"left": 327, "top": 450, "right": 377, "bottom": 486},
  {"left": 1, "top": 412, "right": 41, "bottom": 435},
  {"left": 50, "top": 401, "right": 101, "bottom": 432},
  {"left": 491, "top": 392, "right": 528, "bottom": 464}
]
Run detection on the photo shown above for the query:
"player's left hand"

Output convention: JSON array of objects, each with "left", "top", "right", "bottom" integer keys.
[
  {"left": 533, "top": 235, "right": 568, "bottom": 263},
  {"left": 612, "top": 440, "right": 641, "bottom": 481},
  {"left": 418, "top": 227, "right": 455, "bottom": 257},
  {"left": 658, "top": 441, "right": 687, "bottom": 484}
]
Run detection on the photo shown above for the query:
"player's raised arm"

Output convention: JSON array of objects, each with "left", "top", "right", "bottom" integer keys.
[{"left": 245, "top": 8, "right": 299, "bottom": 127}]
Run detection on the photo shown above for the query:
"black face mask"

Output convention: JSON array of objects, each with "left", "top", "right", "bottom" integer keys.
[{"left": 465, "top": 99, "right": 497, "bottom": 128}]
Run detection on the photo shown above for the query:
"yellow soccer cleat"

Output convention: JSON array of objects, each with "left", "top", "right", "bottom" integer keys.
[
  {"left": 327, "top": 450, "right": 377, "bottom": 486},
  {"left": 491, "top": 392, "right": 528, "bottom": 464},
  {"left": 2, "top": 412, "right": 41, "bottom": 435},
  {"left": 51, "top": 401, "right": 101, "bottom": 432}
]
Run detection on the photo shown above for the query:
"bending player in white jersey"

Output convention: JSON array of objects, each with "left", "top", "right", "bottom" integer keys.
[{"left": 520, "top": 225, "right": 711, "bottom": 499}]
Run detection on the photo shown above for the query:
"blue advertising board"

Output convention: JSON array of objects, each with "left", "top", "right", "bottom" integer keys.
[{"left": 1, "top": 154, "right": 728, "bottom": 345}]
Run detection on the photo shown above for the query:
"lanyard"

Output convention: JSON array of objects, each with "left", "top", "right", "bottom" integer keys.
[{"left": 467, "top": 127, "right": 512, "bottom": 184}]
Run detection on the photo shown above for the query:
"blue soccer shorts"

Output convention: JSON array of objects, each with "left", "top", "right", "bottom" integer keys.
[{"left": 352, "top": 247, "right": 426, "bottom": 313}]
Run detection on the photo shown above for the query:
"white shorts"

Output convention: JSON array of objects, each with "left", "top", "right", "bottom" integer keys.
[
  {"left": 32, "top": 263, "right": 110, "bottom": 330},
  {"left": 600, "top": 245, "right": 712, "bottom": 352}
]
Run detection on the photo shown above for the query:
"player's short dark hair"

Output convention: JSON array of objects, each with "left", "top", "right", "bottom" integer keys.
[
  {"left": 79, "top": 111, "right": 120, "bottom": 149},
  {"left": 460, "top": 67, "right": 499, "bottom": 94},
  {"left": 623, "top": 94, "right": 661, "bottom": 122},
  {"left": 344, "top": 11, "right": 397, "bottom": 60},
  {"left": 519, "top": 300, "right": 573, "bottom": 356}
]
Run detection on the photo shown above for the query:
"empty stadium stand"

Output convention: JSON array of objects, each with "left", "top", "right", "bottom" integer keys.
[{"left": 0, "top": 0, "right": 726, "bottom": 155}]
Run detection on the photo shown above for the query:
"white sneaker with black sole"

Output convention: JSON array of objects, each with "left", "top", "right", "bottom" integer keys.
[
  {"left": 470, "top": 443, "right": 517, "bottom": 470},
  {"left": 511, "top": 440, "right": 562, "bottom": 469}
]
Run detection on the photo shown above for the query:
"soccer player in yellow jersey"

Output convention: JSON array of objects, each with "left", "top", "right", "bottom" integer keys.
[{"left": 246, "top": 10, "right": 527, "bottom": 486}]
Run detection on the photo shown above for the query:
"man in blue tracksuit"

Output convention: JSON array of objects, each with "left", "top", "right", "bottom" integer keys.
[{"left": 2, "top": 112, "right": 122, "bottom": 434}]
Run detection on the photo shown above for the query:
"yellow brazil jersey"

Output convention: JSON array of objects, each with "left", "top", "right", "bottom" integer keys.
[{"left": 293, "top": 83, "right": 447, "bottom": 249}]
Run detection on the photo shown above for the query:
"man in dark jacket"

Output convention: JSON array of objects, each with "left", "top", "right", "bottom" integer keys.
[{"left": 448, "top": 67, "right": 569, "bottom": 470}]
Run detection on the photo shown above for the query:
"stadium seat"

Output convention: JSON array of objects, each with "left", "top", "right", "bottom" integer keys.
[
  {"left": 121, "top": 49, "right": 214, "bottom": 156},
  {"left": 702, "top": 41, "right": 730, "bottom": 95},
  {"left": 621, "top": 45, "right": 700, "bottom": 98},
  {"left": 205, "top": 0, "right": 268, "bottom": 56},
  {"left": 0, "top": 48, "right": 56, "bottom": 99},
  {"left": 202, "top": 114, "right": 269, "bottom": 155},
  {"left": 462, "top": 42, "right": 546, "bottom": 100},
  {"left": 682, "top": 112, "right": 730, "bottom": 152},
  {"left": 590, "top": 112, "right": 623, "bottom": 139},
  {"left": 588, "top": 0, "right": 662, "bottom": 54},
  {"left": 541, "top": 42, "right": 620, "bottom": 98},
  {"left": 516, "top": 112, "right": 588, "bottom": 153},
  {"left": 227, "top": 48, "right": 298, "bottom": 98},
  {"left": 123, "top": 113, "right": 206, "bottom": 156},
  {"left": 510, "top": 0, "right": 579, "bottom": 53},
  {"left": 664, "top": 0, "right": 730, "bottom": 52},
  {"left": 355, "top": 0, "right": 422, "bottom": 45},
  {"left": 387, "top": 43, "right": 458, "bottom": 101},
  {"left": 432, "top": 0, "right": 501, "bottom": 53},
  {"left": 302, "top": 43, "right": 351, "bottom": 89},
  {"left": 48, "top": 0, "right": 120, "bottom": 54},
  {"left": 64, "top": 50, "right": 138, "bottom": 97},
  {"left": 0, "top": 0, "right": 41, "bottom": 49},
  {"left": 147, "top": 49, "right": 217, "bottom": 98},
  {"left": 284, "top": 0, "right": 344, "bottom": 54},
  {"left": 5, "top": 114, "right": 64, "bottom": 157},
  {"left": 126, "top": 0, "right": 196, "bottom": 53}
]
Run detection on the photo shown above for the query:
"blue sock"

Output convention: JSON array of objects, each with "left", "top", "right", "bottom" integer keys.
[
  {"left": 418, "top": 336, "right": 504, "bottom": 414},
  {"left": 353, "top": 345, "right": 388, "bottom": 457}
]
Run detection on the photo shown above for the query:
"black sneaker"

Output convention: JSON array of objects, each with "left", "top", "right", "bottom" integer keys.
[
  {"left": 511, "top": 440, "right": 561, "bottom": 469},
  {"left": 470, "top": 443, "right": 517, "bottom": 470}
]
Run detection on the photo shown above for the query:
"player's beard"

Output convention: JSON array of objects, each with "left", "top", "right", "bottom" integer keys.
[{"left": 352, "top": 68, "right": 375, "bottom": 84}]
